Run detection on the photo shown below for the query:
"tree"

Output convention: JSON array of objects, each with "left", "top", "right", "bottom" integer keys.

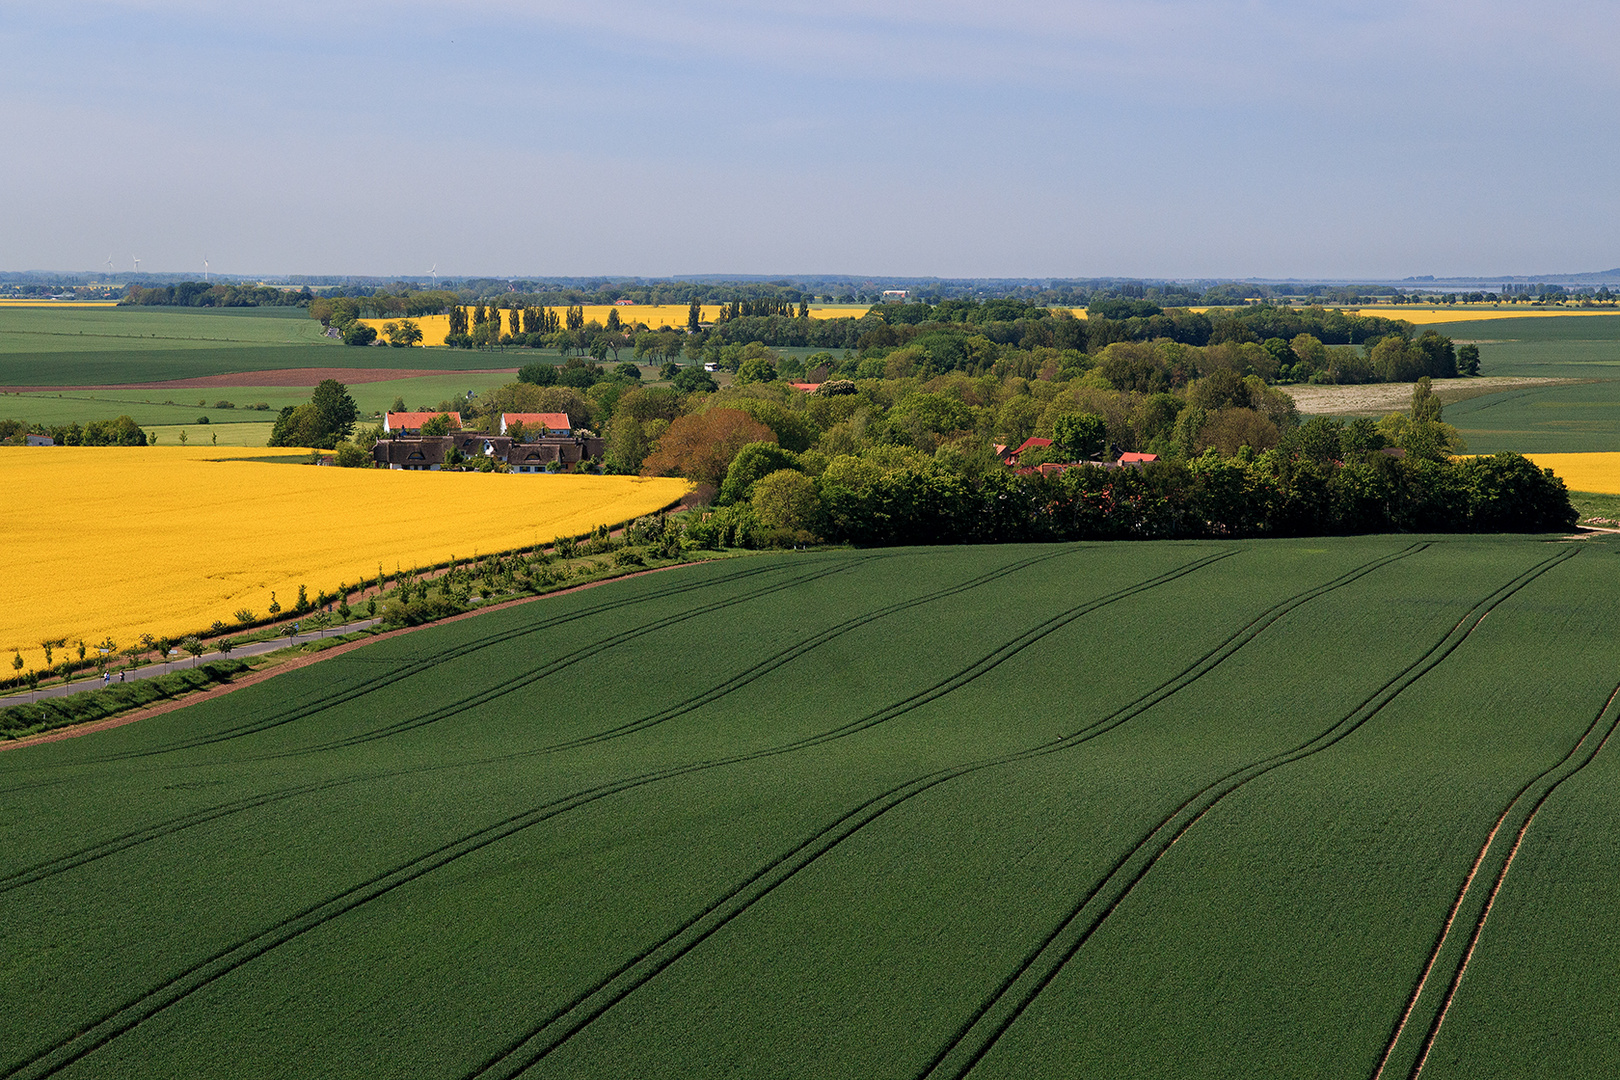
[
  {"left": 640, "top": 408, "right": 776, "bottom": 487},
  {"left": 735, "top": 353, "right": 778, "bottom": 386},
  {"left": 218, "top": 637, "right": 235, "bottom": 658},
  {"left": 182, "top": 636, "right": 206, "bottom": 666},
  {"left": 421, "top": 413, "right": 454, "bottom": 437},
  {"left": 312, "top": 379, "right": 359, "bottom": 440},
  {"left": 389, "top": 319, "right": 423, "bottom": 347},
  {"left": 688, "top": 301, "right": 701, "bottom": 333},
  {"left": 342, "top": 323, "right": 379, "bottom": 346},
  {"left": 1051, "top": 413, "right": 1107, "bottom": 460},
  {"left": 752, "top": 469, "right": 823, "bottom": 533},
  {"left": 1411, "top": 376, "right": 1444, "bottom": 423},
  {"left": 333, "top": 440, "right": 370, "bottom": 467},
  {"left": 672, "top": 366, "right": 718, "bottom": 393},
  {"left": 720, "top": 442, "right": 801, "bottom": 504},
  {"left": 1458, "top": 343, "right": 1481, "bottom": 376}
]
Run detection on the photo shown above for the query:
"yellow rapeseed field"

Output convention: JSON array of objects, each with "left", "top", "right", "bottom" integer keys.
[
  {"left": 359, "top": 304, "right": 860, "bottom": 345},
  {"left": 0, "top": 447, "right": 690, "bottom": 672},
  {"left": 1525, "top": 452, "right": 1620, "bottom": 495},
  {"left": 0, "top": 300, "right": 119, "bottom": 308},
  {"left": 1349, "top": 307, "right": 1620, "bottom": 325}
]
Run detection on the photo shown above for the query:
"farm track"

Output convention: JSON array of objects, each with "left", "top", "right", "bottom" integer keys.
[
  {"left": 915, "top": 546, "right": 1578, "bottom": 1080},
  {"left": 11, "top": 556, "right": 818, "bottom": 777},
  {"left": 1373, "top": 679, "right": 1620, "bottom": 1080},
  {"left": 0, "top": 550, "right": 1233, "bottom": 1080},
  {"left": 457, "top": 544, "right": 1429, "bottom": 1079},
  {"left": 0, "top": 547, "right": 1078, "bottom": 895}
]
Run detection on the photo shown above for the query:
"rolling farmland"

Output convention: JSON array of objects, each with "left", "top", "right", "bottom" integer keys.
[{"left": 3, "top": 535, "right": 1617, "bottom": 1078}]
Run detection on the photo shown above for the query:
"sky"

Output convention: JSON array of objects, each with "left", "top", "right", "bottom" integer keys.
[{"left": 3, "top": 0, "right": 1618, "bottom": 280}]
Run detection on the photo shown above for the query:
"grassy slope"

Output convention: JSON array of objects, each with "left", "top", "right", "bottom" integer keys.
[{"left": 2, "top": 538, "right": 1617, "bottom": 1078}]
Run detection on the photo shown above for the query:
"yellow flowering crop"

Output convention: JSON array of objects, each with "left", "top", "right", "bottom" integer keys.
[
  {"left": 359, "top": 304, "right": 860, "bottom": 345},
  {"left": 1525, "top": 452, "right": 1620, "bottom": 495},
  {"left": 0, "top": 300, "right": 119, "bottom": 308},
  {"left": 1348, "top": 307, "right": 1619, "bottom": 325},
  {"left": 0, "top": 447, "right": 690, "bottom": 672}
]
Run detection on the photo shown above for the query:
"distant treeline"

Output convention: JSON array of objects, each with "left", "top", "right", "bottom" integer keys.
[
  {"left": 700, "top": 446, "right": 1576, "bottom": 548},
  {"left": 0, "top": 416, "right": 148, "bottom": 446},
  {"left": 120, "top": 282, "right": 313, "bottom": 308}
]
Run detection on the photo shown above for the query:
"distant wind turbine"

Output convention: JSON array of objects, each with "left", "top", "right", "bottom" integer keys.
[
  {"left": 430, "top": 263, "right": 437, "bottom": 285},
  {"left": 106, "top": 255, "right": 115, "bottom": 276},
  {"left": 133, "top": 256, "right": 140, "bottom": 273},
  {"left": 204, "top": 257, "right": 210, "bottom": 282}
]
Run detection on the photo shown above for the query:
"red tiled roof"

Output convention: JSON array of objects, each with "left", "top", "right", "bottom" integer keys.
[
  {"left": 502, "top": 412, "right": 571, "bottom": 430},
  {"left": 1118, "top": 452, "right": 1158, "bottom": 464},
  {"left": 386, "top": 411, "right": 461, "bottom": 430},
  {"left": 788, "top": 382, "right": 822, "bottom": 392}
]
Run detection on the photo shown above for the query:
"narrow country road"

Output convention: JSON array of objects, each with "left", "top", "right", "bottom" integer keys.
[{"left": 0, "top": 618, "right": 383, "bottom": 710}]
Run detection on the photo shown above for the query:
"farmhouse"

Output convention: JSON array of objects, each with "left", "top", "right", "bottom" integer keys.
[
  {"left": 500, "top": 412, "right": 571, "bottom": 437},
  {"left": 385, "top": 411, "right": 463, "bottom": 435},
  {"left": 1001, "top": 437, "right": 1051, "bottom": 466},
  {"left": 371, "top": 429, "right": 606, "bottom": 473},
  {"left": 373, "top": 439, "right": 447, "bottom": 471}
]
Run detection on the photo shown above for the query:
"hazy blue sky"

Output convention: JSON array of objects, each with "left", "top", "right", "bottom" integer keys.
[{"left": 3, "top": 1, "right": 1616, "bottom": 279}]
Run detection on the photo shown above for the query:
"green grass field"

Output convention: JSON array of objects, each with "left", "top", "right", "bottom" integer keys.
[
  {"left": 1442, "top": 315, "right": 1620, "bottom": 452},
  {"left": 3, "top": 536, "right": 1617, "bottom": 1078},
  {"left": 0, "top": 306, "right": 517, "bottom": 387},
  {"left": 1, "top": 372, "right": 523, "bottom": 430}
]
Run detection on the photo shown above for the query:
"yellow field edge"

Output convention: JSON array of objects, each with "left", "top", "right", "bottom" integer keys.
[{"left": 0, "top": 446, "right": 691, "bottom": 671}]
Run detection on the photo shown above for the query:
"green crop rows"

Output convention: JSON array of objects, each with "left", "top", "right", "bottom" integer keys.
[
  {"left": 1443, "top": 314, "right": 1620, "bottom": 452},
  {"left": 3, "top": 536, "right": 1618, "bottom": 1078}
]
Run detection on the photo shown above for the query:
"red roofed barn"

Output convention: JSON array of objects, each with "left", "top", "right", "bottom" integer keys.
[{"left": 385, "top": 411, "right": 462, "bottom": 435}]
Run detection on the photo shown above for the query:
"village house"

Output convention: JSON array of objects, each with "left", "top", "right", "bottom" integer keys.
[
  {"left": 384, "top": 411, "right": 463, "bottom": 435},
  {"left": 372, "top": 439, "right": 447, "bottom": 471},
  {"left": 371, "top": 420, "right": 605, "bottom": 473},
  {"left": 499, "top": 412, "right": 572, "bottom": 437},
  {"left": 1001, "top": 436, "right": 1052, "bottom": 466}
]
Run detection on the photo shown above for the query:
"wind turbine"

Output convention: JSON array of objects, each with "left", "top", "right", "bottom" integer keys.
[
  {"left": 105, "top": 255, "right": 114, "bottom": 277},
  {"left": 133, "top": 256, "right": 140, "bottom": 273},
  {"left": 204, "top": 256, "right": 210, "bottom": 282},
  {"left": 429, "top": 263, "right": 437, "bottom": 285}
]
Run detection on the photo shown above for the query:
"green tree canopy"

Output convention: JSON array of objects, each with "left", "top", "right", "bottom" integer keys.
[{"left": 720, "top": 442, "right": 801, "bottom": 504}]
